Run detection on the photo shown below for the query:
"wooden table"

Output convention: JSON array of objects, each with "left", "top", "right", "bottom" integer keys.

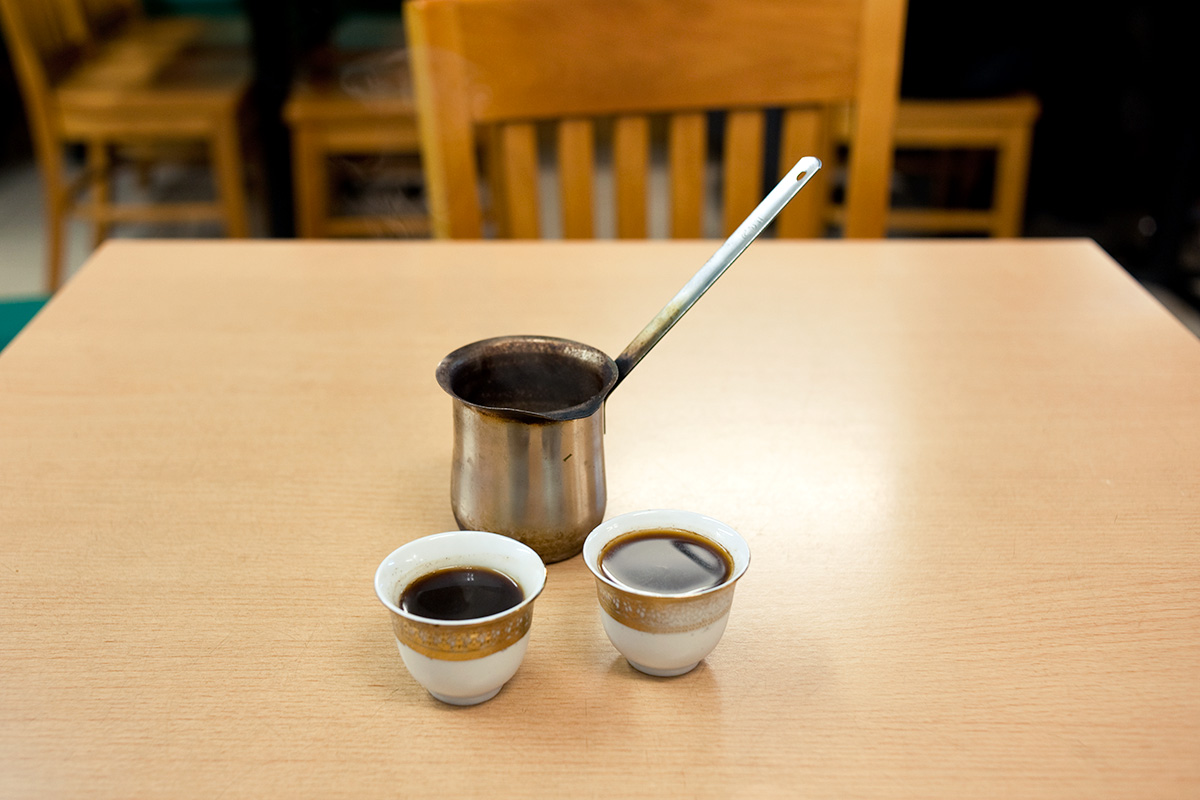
[{"left": 1, "top": 240, "right": 1197, "bottom": 797}]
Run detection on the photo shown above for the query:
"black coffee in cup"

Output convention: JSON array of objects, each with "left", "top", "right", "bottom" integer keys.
[
  {"left": 399, "top": 567, "right": 524, "bottom": 620},
  {"left": 599, "top": 529, "right": 732, "bottom": 594}
]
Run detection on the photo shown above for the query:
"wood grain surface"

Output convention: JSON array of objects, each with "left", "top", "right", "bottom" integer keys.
[{"left": 1, "top": 240, "right": 1198, "bottom": 798}]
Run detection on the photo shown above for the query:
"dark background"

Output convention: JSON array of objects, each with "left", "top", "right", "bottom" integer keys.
[
  {"left": 2, "top": 0, "right": 1197, "bottom": 308},
  {"left": 904, "top": 0, "right": 1199, "bottom": 303}
]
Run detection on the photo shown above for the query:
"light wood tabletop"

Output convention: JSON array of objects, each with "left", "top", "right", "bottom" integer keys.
[{"left": 1, "top": 239, "right": 1198, "bottom": 798}]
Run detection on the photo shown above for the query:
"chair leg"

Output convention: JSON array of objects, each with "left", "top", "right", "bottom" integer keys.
[
  {"left": 87, "top": 140, "right": 112, "bottom": 249},
  {"left": 38, "top": 148, "right": 69, "bottom": 292},
  {"left": 992, "top": 129, "right": 1033, "bottom": 238},
  {"left": 212, "top": 116, "right": 249, "bottom": 237},
  {"left": 45, "top": 188, "right": 65, "bottom": 293},
  {"left": 135, "top": 158, "right": 152, "bottom": 190},
  {"left": 292, "top": 126, "right": 327, "bottom": 238}
]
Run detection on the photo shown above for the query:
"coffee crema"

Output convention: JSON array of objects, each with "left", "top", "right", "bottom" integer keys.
[
  {"left": 599, "top": 528, "right": 733, "bottom": 594},
  {"left": 399, "top": 566, "right": 524, "bottom": 621}
]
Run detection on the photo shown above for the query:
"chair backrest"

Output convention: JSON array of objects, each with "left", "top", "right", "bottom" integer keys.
[
  {"left": 406, "top": 0, "right": 907, "bottom": 239},
  {"left": 0, "top": 0, "right": 85, "bottom": 90},
  {"left": 0, "top": 0, "right": 85, "bottom": 151}
]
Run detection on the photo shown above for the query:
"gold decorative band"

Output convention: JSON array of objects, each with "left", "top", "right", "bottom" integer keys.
[
  {"left": 392, "top": 607, "right": 532, "bottom": 661},
  {"left": 596, "top": 581, "right": 735, "bottom": 634}
]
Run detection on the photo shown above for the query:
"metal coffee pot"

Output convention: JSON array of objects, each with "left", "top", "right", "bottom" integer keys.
[
  {"left": 436, "top": 157, "right": 820, "bottom": 562},
  {"left": 436, "top": 336, "right": 615, "bottom": 562}
]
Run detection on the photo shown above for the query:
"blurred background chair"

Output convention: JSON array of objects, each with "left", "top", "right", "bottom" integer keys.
[
  {"left": 0, "top": 0, "right": 250, "bottom": 291},
  {"left": 406, "top": 0, "right": 907, "bottom": 240},
  {"left": 285, "top": 43, "right": 427, "bottom": 238},
  {"left": 827, "top": 94, "right": 1040, "bottom": 237}
]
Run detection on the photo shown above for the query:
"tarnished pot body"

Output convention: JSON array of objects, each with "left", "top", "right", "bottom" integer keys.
[
  {"left": 437, "top": 336, "right": 619, "bottom": 563},
  {"left": 450, "top": 400, "right": 605, "bottom": 562}
]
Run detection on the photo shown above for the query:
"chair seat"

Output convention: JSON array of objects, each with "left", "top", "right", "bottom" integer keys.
[
  {"left": 285, "top": 49, "right": 415, "bottom": 123},
  {"left": 57, "top": 47, "right": 250, "bottom": 121},
  {"left": 285, "top": 91, "right": 416, "bottom": 123},
  {"left": 893, "top": 95, "right": 1041, "bottom": 142}
]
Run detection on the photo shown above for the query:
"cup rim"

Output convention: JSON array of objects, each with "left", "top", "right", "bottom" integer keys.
[
  {"left": 582, "top": 509, "right": 751, "bottom": 599},
  {"left": 375, "top": 530, "right": 547, "bottom": 627}
]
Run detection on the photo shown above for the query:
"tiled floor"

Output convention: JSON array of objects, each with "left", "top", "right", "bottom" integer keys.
[
  {"left": 0, "top": 157, "right": 247, "bottom": 295},
  {"left": 2, "top": 155, "right": 1199, "bottom": 339},
  {"left": 0, "top": 161, "right": 81, "bottom": 296}
]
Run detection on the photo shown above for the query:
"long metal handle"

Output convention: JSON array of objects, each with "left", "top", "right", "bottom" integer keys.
[{"left": 612, "top": 155, "right": 822, "bottom": 387}]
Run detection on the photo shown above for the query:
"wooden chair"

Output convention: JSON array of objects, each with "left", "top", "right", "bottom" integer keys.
[
  {"left": 284, "top": 48, "right": 428, "bottom": 238},
  {"left": 405, "top": 0, "right": 907, "bottom": 240},
  {"left": 0, "top": 0, "right": 251, "bottom": 290},
  {"left": 828, "top": 95, "right": 1041, "bottom": 236}
]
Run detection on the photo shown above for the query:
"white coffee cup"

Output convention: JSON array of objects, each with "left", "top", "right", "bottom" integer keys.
[
  {"left": 583, "top": 509, "right": 750, "bottom": 677},
  {"left": 375, "top": 531, "right": 547, "bottom": 705}
]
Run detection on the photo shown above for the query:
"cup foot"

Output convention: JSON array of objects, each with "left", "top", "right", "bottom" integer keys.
[
  {"left": 627, "top": 659, "right": 699, "bottom": 677},
  {"left": 428, "top": 686, "right": 502, "bottom": 706}
]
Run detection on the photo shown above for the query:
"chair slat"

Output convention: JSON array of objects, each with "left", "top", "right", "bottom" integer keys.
[
  {"left": 668, "top": 112, "right": 705, "bottom": 238},
  {"left": 720, "top": 109, "right": 764, "bottom": 235},
  {"left": 613, "top": 115, "right": 648, "bottom": 238},
  {"left": 842, "top": 0, "right": 906, "bottom": 238},
  {"left": 557, "top": 118, "right": 595, "bottom": 239},
  {"left": 496, "top": 121, "right": 540, "bottom": 238},
  {"left": 775, "top": 107, "right": 828, "bottom": 238},
  {"left": 991, "top": 124, "right": 1034, "bottom": 237},
  {"left": 484, "top": 125, "right": 509, "bottom": 236}
]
